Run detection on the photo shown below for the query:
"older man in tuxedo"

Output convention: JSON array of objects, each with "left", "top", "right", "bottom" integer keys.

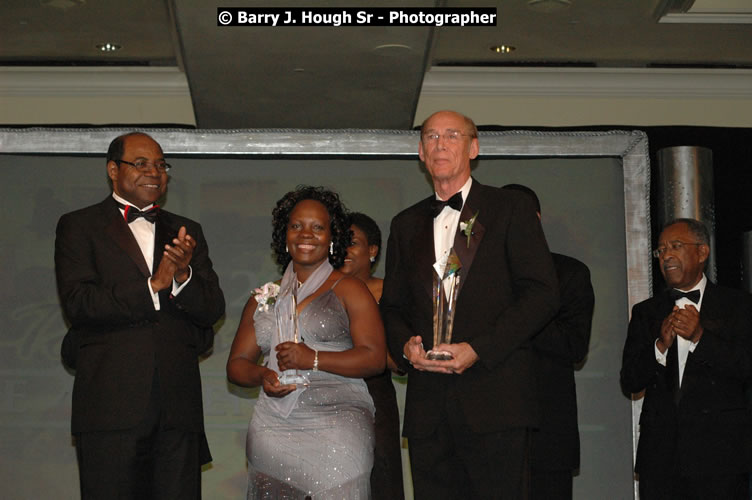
[
  {"left": 380, "top": 110, "right": 559, "bottom": 499},
  {"left": 621, "top": 218, "right": 752, "bottom": 499},
  {"left": 56, "top": 132, "right": 225, "bottom": 499}
]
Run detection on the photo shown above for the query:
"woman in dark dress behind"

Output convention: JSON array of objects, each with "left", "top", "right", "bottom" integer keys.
[{"left": 341, "top": 212, "right": 405, "bottom": 500}]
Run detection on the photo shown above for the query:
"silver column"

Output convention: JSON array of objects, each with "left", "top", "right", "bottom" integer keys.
[{"left": 656, "top": 146, "right": 716, "bottom": 282}]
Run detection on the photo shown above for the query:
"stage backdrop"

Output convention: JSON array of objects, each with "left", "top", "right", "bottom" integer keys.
[{"left": 0, "top": 129, "right": 649, "bottom": 499}]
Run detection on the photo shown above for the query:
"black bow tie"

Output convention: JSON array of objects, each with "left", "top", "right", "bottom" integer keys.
[
  {"left": 117, "top": 202, "right": 159, "bottom": 224},
  {"left": 669, "top": 289, "right": 700, "bottom": 304},
  {"left": 429, "top": 192, "right": 463, "bottom": 218}
]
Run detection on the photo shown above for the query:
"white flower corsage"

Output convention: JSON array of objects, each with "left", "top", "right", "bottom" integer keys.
[
  {"left": 253, "top": 282, "right": 280, "bottom": 312},
  {"left": 459, "top": 211, "right": 479, "bottom": 248}
]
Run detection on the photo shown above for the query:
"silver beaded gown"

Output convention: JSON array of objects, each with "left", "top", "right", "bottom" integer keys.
[{"left": 247, "top": 289, "right": 375, "bottom": 499}]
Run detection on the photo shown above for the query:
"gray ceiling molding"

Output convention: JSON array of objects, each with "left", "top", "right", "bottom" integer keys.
[
  {"left": 421, "top": 67, "right": 752, "bottom": 99},
  {"left": 0, "top": 67, "right": 190, "bottom": 97},
  {"left": 659, "top": 13, "right": 752, "bottom": 23}
]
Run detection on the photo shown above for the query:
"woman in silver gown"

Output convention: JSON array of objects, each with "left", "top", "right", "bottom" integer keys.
[{"left": 227, "top": 186, "right": 386, "bottom": 499}]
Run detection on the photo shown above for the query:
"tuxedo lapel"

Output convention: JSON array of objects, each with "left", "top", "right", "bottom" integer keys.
[
  {"left": 153, "top": 210, "right": 173, "bottom": 275},
  {"left": 697, "top": 281, "right": 721, "bottom": 331},
  {"left": 452, "top": 182, "right": 485, "bottom": 296},
  {"left": 666, "top": 338, "right": 681, "bottom": 405},
  {"left": 101, "top": 198, "right": 151, "bottom": 278},
  {"left": 681, "top": 282, "right": 719, "bottom": 401}
]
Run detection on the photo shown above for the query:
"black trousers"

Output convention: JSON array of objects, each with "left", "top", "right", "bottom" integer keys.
[
  {"left": 75, "top": 372, "right": 202, "bottom": 500},
  {"left": 530, "top": 469, "right": 573, "bottom": 500},
  {"left": 407, "top": 394, "right": 531, "bottom": 500},
  {"left": 639, "top": 471, "right": 749, "bottom": 500}
]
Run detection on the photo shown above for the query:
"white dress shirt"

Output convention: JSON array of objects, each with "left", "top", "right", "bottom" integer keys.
[
  {"left": 432, "top": 177, "right": 473, "bottom": 299},
  {"left": 433, "top": 176, "right": 473, "bottom": 264},
  {"left": 655, "top": 274, "right": 707, "bottom": 386},
  {"left": 112, "top": 193, "right": 191, "bottom": 310}
]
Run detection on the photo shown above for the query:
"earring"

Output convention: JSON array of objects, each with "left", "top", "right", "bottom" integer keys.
[
  {"left": 329, "top": 242, "right": 334, "bottom": 255},
  {"left": 369, "top": 256, "right": 376, "bottom": 263},
  {"left": 285, "top": 244, "right": 289, "bottom": 253}
]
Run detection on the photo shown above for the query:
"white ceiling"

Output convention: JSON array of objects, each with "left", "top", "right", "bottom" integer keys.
[{"left": 1, "top": 0, "right": 751, "bottom": 128}]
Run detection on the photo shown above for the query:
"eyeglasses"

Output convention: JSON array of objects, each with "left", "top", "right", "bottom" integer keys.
[
  {"left": 421, "top": 131, "right": 475, "bottom": 143},
  {"left": 652, "top": 240, "right": 703, "bottom": 258},
  {"left": 117, "top": 159, "right": 171, "bottom": 172}
]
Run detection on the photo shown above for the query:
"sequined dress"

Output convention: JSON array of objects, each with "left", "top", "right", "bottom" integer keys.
[{"left": 247, "top": 289, "right": 375, "bottom": 499}]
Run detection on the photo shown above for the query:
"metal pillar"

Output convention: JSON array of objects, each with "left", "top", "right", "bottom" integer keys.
[{"left": 656, "top": 146, "right": 716, "bottom": 282}]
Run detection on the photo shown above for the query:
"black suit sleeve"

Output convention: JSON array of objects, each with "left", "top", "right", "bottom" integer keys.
[
  {"left": 470, "top": 195, "right": 559, "bottom": 370},
  {"left": 55, "top": 212, "right": 157, "bottom": 330},
  {"left": 168, "top": 222, "right": 225, "bottom": 329},
  {"left": 621, "top": 301, "right": 665, "bottom": 394},
  {"left": 689, "top": 291, "right": 752, "bottom": 382},
  {"left": 533, "top": 259, "right": 594, "bottom": 364}
]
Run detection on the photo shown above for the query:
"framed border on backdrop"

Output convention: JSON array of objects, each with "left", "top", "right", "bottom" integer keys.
[{"left": 0, "top": 127, "right": 651, "bottom": 499}]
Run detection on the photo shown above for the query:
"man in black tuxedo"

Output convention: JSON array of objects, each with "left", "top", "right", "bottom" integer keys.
[
  {"left": 502, "top": 184, "right": 595, "bottom": 500},
  {"left": 621, "top": 218, "right": 752, "bottom": 499},
  {"left": 381, "top": 111, "right": 559, "bottom": 499},
  {"left": 55, "top": 132, "right": 225, "bottom": 499}
]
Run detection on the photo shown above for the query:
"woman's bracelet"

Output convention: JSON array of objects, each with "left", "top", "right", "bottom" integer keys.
[{"left": 312, "top": 350, "right": 319, "bottom": 371}]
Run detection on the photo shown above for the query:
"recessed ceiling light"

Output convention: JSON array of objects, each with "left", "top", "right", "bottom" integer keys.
[
  {"left": 373, "top": 44, "right": 412, "bottom": 57},
  {"left": 527, "top": 0, "right": 572, "bottom": 13},
  {"left": 96, "top": 43, "right": 122, "bottom": 52},
  {"left": 42, "top": 0, "right": 85, "bottom": 10},
  {"left": 490, "top": 45, "right": 516, "bottom": 54}
]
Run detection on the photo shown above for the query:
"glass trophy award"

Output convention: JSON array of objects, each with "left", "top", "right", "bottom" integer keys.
[
  {"left": 427, "top": 249, "right": 462, "bottom": 361},
  {"left": 277, "top": 282, "right": 311, "bottom": 387}
]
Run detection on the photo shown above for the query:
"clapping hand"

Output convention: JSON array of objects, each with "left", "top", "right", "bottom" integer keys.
[
  {"left": 658, "top": 307, "right": 678, "bottom": 353},
  {"left": 150, "top": 226, "right": 195, "bottom": 290},
  {"left": 671, "top": 304, "right": 703, "bottom": 343}
]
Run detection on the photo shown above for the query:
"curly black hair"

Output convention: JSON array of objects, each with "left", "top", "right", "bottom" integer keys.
[
  {"left": 348, "top": 212, "right": 382, "bottom": 269},
  {"left": 271, "top": 185, "right": 351, "bottom": 270}
]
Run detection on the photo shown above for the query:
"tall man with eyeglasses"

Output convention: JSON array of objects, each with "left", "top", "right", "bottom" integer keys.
[
  {"left": 621, "top": 218, "right": 752, "bottom": 499},
  {"left": 381, "top": 110, "right": 559, "bottom": 499},
  {"left": 55, "top": 132, "right": 225, "bottom": 499}
]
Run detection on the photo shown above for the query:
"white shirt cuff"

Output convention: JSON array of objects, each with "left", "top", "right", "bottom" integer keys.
[
  {"left": 171, "top": 265, "right": 192, "bottom": 296},
  {"left": 654, "top": 339, "right": 667, "bottom": 366},
  {"left": 147, "top": 277, "right": 160, "bottom": 311}
]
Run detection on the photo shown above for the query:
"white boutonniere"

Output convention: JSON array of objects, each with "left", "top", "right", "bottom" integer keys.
[
  {"left": 459, "top": 211, "right": 479, "bottom": 248},
  {"left": 252, "top": 282, "right": 281, "bottom": 312}
]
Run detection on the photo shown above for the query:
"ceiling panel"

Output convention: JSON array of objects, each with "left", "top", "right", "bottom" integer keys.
[{"left": 1, "top": 0, "right": 751, "bottom": 128}]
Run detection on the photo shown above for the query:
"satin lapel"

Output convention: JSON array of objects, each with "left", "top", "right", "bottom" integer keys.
[
  {"left": 657, "top": 291, "right": 677, "bottom": 328},
  {"left": 681, "top": 282, "right": 718, "bottom": 401},
  {"left": 414, "top": 201, "right": 438, "bottom": 300},
  {"left": 666, "top": 339, "right": 681, "bottom": 405},
  {"left": 452, "top": 184, "right": 485, "bottom": 296},
  {"left": 697, "top": 281, "right": 719, "bottom": 329},
  {"left": 153, "top": 210, "right": 175, "bottom": 276},
  {"left": 101, "top": 198, "right": 151, "bottom": 278}
]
